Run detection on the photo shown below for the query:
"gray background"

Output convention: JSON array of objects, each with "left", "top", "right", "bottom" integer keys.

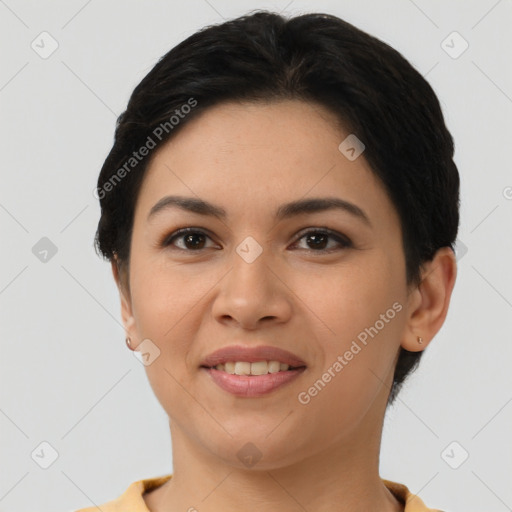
[{"left": 1, "top": 1, "right": 511, "bottom": 511}]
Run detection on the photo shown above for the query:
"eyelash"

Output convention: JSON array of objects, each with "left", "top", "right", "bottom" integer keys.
[{"left": 161, "top": 227, "right": 353, "bottom": 253}]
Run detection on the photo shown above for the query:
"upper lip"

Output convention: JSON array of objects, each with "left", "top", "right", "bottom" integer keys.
[{"left": 200, "top": 345, "right": 307, "bottom": 368}]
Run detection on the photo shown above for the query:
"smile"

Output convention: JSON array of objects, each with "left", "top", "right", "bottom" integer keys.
[
  {"left": 201, "top": 364, "right": 306, "bottom": 397},
  {"left": 205, "top": 360, "right": 304, "bottom": 375}
]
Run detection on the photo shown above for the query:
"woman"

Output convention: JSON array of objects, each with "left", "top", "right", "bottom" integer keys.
[{"left": 81, "top": 10, "right": 458, "bottom": 512}]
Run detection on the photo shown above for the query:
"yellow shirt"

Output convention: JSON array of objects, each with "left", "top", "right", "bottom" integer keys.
[{"left": 74, "top": 474, "right": 445, "bottom": 511}]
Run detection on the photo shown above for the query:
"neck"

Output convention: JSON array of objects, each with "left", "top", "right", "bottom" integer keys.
[{"left": 144, "top": 387, "right": 403, "bottom": 512}]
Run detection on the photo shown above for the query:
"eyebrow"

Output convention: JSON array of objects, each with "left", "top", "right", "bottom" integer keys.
[{"left": 148, "top": 195, "right": 372, "bottom": 227}]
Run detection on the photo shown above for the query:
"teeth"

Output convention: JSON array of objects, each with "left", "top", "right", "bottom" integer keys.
[
  {"left": 234, "top": 362, "right": 251, "bottom": 375},
  {"left": 249, "top": 361, "right": 268, "bottom": 375},
  {"left": 268, "top": 361, "right": 281, "bottom": 373},
  {"left": 214, "top": 360, "right": 292, "bottom": 375}
]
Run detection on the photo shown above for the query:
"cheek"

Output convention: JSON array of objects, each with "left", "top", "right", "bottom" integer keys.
[
  {"left": 130, "top": 254, "right": 206, "bottom": 339},
  {"left": 294, "top": 265, "right": 404, "bottom": 434},
  {"left": 128, "top": 254, "right": 224, "bottom": 391},
  {"left": 296, "top": 254, "right": 406, "bottom": 400},
  {"left": 128, "top": 260, "right": 198, "bottom": 413},
  {"left": 298, "top": 255, "right": 402, "bottom": 340}
]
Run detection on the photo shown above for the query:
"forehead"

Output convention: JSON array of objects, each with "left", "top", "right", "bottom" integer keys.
[
  {"left": 134, "top": 100, "right": 399, "bottom": 232},
  {"left": 160, "top": 99, "right": 346, "bottom": 161}
]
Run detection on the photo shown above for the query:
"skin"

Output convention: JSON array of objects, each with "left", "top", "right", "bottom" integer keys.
[{"left": 112, "top": 99, "right": 457, "bottom": 512}]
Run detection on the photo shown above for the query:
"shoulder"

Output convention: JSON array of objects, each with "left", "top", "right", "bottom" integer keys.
[
  {"left": 73, "top": 475, "right": 173, "bottom": 512},
  {"left": 382, "top": 478, "right": 447, "bottom": 512}
]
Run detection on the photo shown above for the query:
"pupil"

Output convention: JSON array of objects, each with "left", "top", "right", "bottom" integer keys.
[
  {"left": 185, "top": 233, "right": 205, "bottom": 249},
  {"left": 183, "top": 233, "right": 328, "bottom": 250},
  {"left": 308, "top": 233, "right": 327, "bottom": 249}
]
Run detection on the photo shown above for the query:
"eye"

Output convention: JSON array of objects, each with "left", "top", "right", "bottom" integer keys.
[
  {"left": 292, "top": 228, "right": 352, "bottom": 252},
  {"left": 161, "top": 227, "right": 353, "bottom": 253},
  {"left": 162, "top": 228, "right": 217, "bottom": 251}
]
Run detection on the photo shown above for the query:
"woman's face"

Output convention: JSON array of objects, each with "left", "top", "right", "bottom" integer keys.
[{"left": 117, "top": 99, "right": 419, "bottom": 468}]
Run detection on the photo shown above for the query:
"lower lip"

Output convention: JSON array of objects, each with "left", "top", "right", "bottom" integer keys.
[{"left": 202, "top": 367, "right": 306, "bottom": 397}]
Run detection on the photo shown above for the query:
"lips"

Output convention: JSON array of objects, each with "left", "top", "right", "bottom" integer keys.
[
  {"left": 200, "top": 344, "right": 307, "bottom": 369},
  {"left": 203, "top": 366, "right": 306, "bottom": 396}
]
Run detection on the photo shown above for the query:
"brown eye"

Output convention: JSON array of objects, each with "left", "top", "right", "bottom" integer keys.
[
  {"left": 293, "top": 229, "right": 352, "bottom": 252},
  {"left": 162, "top": 227, "right": 352, "bottom": 254},
  {"left": 163, "top": 228, "right": 214, "bottom": 251}
]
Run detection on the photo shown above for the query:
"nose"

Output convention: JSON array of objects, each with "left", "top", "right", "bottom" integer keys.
[{"left": 211, "top": 246, "right": 293, "bottom": 330}]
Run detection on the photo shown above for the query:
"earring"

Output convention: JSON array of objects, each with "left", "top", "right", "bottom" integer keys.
[
  {"left": 417, "top": 336, "right": 423, "bottom": 344},
  {"left": 126, "top": 337, "right": 132, "bottom": 350}
]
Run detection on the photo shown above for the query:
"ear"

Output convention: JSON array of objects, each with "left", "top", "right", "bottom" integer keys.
[
  {"left": 111, "top": 258, "right": 138, "bottom": 347},
  {"left": 401, "top": 247, "right": 458, "bottom": 352}
]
